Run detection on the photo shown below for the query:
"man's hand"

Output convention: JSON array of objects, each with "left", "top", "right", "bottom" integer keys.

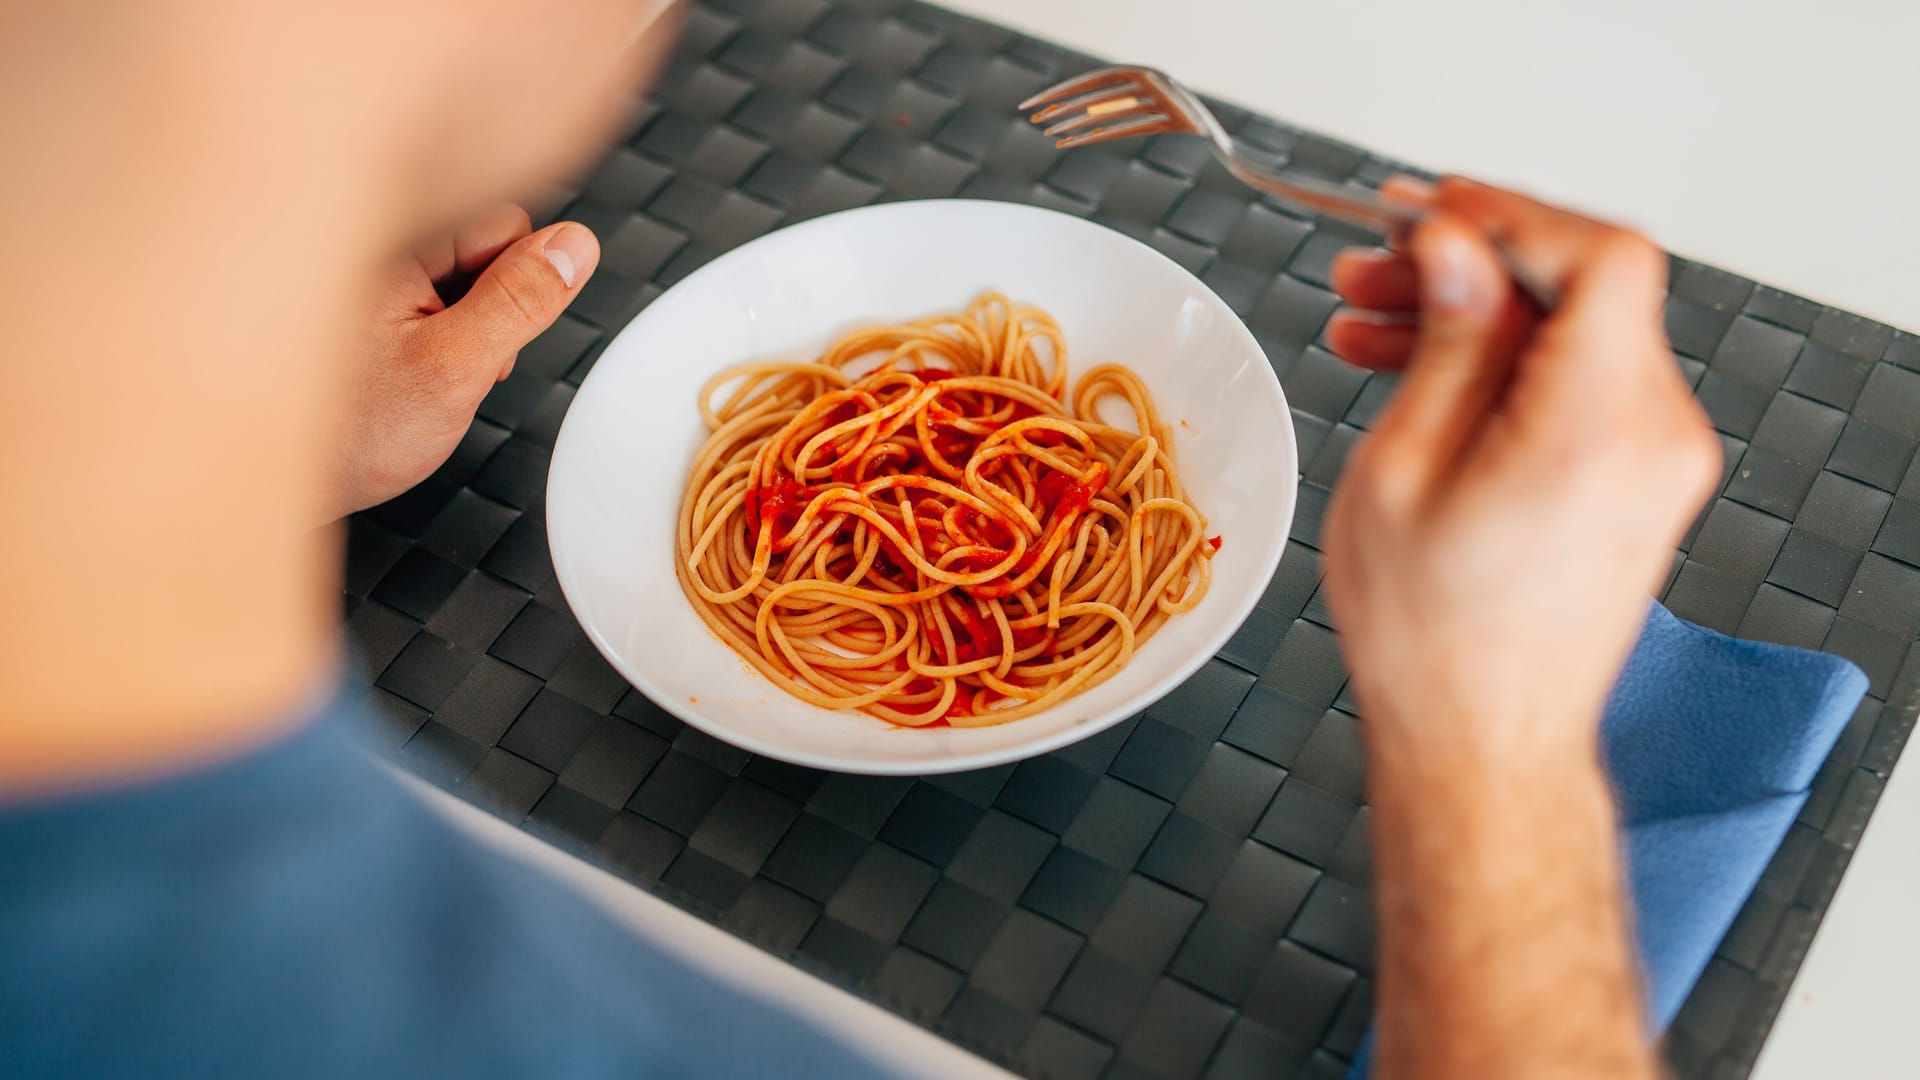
[
  {"left": 331, "top": 204, "right": 600, "bottom": 518},
  {"left": 1324, "top": 177, "right": 1720, "bottom": 760},
  {"left": 1321, "top": 179, "right": 1720, "bottom": 1079}
]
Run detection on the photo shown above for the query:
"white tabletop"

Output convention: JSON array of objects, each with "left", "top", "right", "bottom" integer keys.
[
  {"left": 947, "top": 0, "right": 1920, "bottom": 335},
  {"left": 434, "top": 4, "right": 1918, "bottom": 1076}
]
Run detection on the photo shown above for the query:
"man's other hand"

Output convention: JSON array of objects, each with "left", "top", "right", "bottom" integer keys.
[{"left": 331, "top": 204, "right": 599, "bottom": 519}]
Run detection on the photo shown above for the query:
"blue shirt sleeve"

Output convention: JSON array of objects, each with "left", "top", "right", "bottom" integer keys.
[{"left": 0, "top": 688, "right": 901, "bottom": 1080}]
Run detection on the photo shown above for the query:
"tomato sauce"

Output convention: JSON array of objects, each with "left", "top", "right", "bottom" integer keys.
[{"left": 744, "top": 480, "right": 822, "bottom": 536}]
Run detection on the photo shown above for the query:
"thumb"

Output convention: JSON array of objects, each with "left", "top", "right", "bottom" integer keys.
[
  {"left": 1367, "top": 214, "right": 1511, "bottom": 485},
  {"left": 434, "top": 221, "right": 599, "bottom": 379}
]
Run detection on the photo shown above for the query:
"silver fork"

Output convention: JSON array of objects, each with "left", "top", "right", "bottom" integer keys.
[{"left": 1019, "top": 65, "right": 1561, "bottom": 310}]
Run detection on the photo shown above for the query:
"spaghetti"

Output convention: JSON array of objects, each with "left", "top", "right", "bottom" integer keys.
[{"left": 675, "top": 294, "right": 1214, "bottom": 727}]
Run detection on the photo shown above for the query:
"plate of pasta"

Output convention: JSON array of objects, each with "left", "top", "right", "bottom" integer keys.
[{"left": 548, "top": 199, "right": 1296, "bottom": 774}]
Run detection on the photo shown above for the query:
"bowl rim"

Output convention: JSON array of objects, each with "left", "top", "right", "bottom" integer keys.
[{"left": 547, "top": 198, "right": 1298, "bottom": 774}]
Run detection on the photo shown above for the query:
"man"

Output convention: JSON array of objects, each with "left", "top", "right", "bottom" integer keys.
[{"left": 0, "top": 2, "right": 1716, "bottom": 1077}]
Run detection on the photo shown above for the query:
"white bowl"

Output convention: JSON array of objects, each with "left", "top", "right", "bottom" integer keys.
[{"left": 548, "top": 199, "right": 1297, "bottom": 775}]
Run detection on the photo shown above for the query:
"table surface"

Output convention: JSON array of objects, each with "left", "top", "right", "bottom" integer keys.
[
  {"left": 372, "top": 3, "right": 1919, "bottom": 1076},
  {"left": 937, "top": 3, "right": 1920, "bottom": 1075}
]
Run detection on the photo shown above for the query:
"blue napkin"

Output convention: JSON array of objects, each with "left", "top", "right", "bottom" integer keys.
[{"left": 1348, "top": 602, "right": 1867, "bottom": 1077}]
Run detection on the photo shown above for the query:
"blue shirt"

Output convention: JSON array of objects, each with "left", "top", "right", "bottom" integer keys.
[{"left": 0, "top": 689, "right": 895, "bottom": 1079}]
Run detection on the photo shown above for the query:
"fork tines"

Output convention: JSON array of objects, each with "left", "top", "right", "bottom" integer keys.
[{"left": 1017, "top": 65, "right": 1172, "bottom": 149}]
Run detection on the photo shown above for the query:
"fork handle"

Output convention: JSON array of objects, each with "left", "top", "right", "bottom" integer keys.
[{"left": 1226, "top": 167, "right": 1563, "bottom": 311}]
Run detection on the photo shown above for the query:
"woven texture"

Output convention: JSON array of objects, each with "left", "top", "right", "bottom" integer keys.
[{"left": 343, "top": 1, "right": 1920, "bottom": 1076}]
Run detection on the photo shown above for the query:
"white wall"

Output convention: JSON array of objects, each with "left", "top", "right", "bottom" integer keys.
[{"left": 946, "top": 0, "right": 1920, "bottom": 332}]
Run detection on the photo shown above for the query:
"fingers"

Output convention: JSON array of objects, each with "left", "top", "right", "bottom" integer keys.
[
  {"left": 1430, "top": 177, "right": 1664, "bottom": 304},
  {"left": 410, "top": 203, "right": 534, "bottom": 283},
  {"left": 1490, "top": 228, "right": 1720, "bottom": 547},
  {"left": 1380, "top": 174, "right": 1437, "bottom": 209},
  {"left": 1552, "top": 231, "right": 1672, "bottom": 351},
  {"left": 1509, "top": 230, "right": 1676, "bottom": 428},
  {"left": 1328, "top": 173, "right": 1709, "bottom": 565},
  {"left": 1328, "top": 250, "right": 1419, "bottom": 370},
  {"left": 425, "top": 221, "right": 599, "bottom": 384},
  {"left": 1326, "top": 311, "right": 1418, "bottom": 371},
  {"left": 1329, "top": 173, "right": 1663, "bottom": 375},
  {"left": 1362, "top": 215, "right": 1511, "bottom": 492},
  {"left": 1331, "top": 250, "right": 1419, "bottom": 312},
  {"left": 453, "top": 203, "right": 533, "bottom": 274},
  {"left": 412, "top": 236, "right": 457, "bottom": 283}
]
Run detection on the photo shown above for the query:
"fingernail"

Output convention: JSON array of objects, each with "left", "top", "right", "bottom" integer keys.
[
  {"left": 1424, "top": 230, "right": 1477, "bottom": 311},
  {"left": 542, "top": 224, "right": 596, "bottom": 288}
]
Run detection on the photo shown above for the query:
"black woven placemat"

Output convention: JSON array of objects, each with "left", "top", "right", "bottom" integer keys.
[{"left": 343, "top": 1, "right": 1920, "bottom": 1076}]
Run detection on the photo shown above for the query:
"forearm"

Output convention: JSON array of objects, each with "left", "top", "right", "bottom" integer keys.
[{"left": 1365, "top": 710, "right": 1655, "bottom": 1080}]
